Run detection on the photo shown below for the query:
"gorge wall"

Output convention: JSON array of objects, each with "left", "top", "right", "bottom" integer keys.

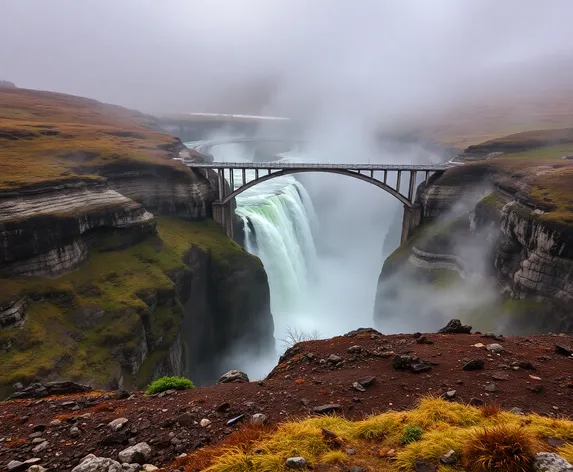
[
  {"left": 0, "top": 90, "right": 275, "bottom": 398},
  {"left": 375, "top": 140, "right": 573, "bottom": 334}
]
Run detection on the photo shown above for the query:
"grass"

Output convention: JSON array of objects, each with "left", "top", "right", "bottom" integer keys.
[
  {"left": 0, "top": 217, "right": 249, "bottom": 396},
  {"left": 145, "top": 375, "right": 195, "bottom": 394},
  {"left": 0, "top": 88, "right": 188, "bottom": 191},
  {"left": 175, "top": 397, "right": 573, "bottom": 472}
]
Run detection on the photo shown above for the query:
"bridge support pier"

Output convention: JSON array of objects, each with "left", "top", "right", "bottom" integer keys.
[
  {"left": 401, "top": 203, "right": 422, "bottom": 245},
  {"left": 212, "top": 202, "right": 235, "bottom": 240}
]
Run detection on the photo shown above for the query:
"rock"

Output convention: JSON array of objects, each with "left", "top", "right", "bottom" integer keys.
[
  {"left": 27, "top": 466, "right": 47, "bottom": 472},
  {"left": 200, "top": 419, "right": 211, "bottom": 427},
  {"left": 115, "top": 390, "right": 130, "bottom": 400},
  {"left": 32, "top": 441, "right": 49, "bottom": 453},
  {"left": 251, "top": 413, "right": 268, "bottom": 426},
  {"left": 438, "top": 319, "right": 472, "bottom": 334},
  {"left": 445, "top": 390, "right": 456, "bottom": 399},
  {"left": 72, "top": 455, "right": 123, "bottom": 472},
  {"left": 440, "top": 450, "right": 457, "bottom": 464},
  {"left": 357, "top": 376, "right": 376, "bottom": 388},
  {"left": 485, "top": 383, "right": 498, "bottom": 392},
  {"left": 109, "top": 418, "right": 129, "bottom": 432},
  {"left": 118, "top": 442, "right": 152, "bottom": 465},
  {"left": 517, "top": 361, "right": 536, "bottom": 370},
  {"left": 410, "top": 363, "right": 432, "bottom": 373},
  {"left": 285, "top": 457, "right": 307, "bottom": 469},
  {"left": 511, "top": 407, "right": 525, "bottom": 415},
  {"left": 555, "top": 345, "right": 573, "bottom": 357},
  {"left": 491, "top": 371, "right": 510, "bottom": 381},
  {"left": 486, "top": 343, "right": 504, "bottom": 354},
  {"left": 344, "top": 327, "right": 382, "bottom": 337},
  {"left": 141, "top": 465, "right": 159, "bottom": 471},
  {"left": 547, "top": 438, "right": 566, "bottom": 448},
  {"left": 352, "top": 382, "right": 366, "bottom": 392},
  {"left": 469, "top": 398, "right": 485, "bottom": 406},
  {"left": 482, "top": 332, "right": 505, "bottom": 342},
  {"left": 463, "top": 359, "right": 485, "bottom": 371},
  {"left": 8, "top": 460, "right": 42, "bottom": 472},
  {"left": 416, "top": 335, "right": 433, "bottom": 344},
  {"left": 8, "top": 381, "right": 92, "bottom": 400},
  {"left": 226, "top": 414, "right": 245, "bottom": 426},
  {"left": 70, "top": 426, "right": 81, "bottom": 438},
  {"left": 327, "top": 354, "right": 343, "bottom": 364},
  {"left": 217, "top": 370, "right": 249, "bottom": 384},
  {"left": 393, "top": 355, "right": 417, "bottom": 370},
  {"left": 313, "top": 404, "right": 342, "bottom": 415},
  {"left": 529, "top": 385, "right": 545, "bottom": 394},
  {"left": 347, "top": 345, "right": 363, "bottom": 354},
  {"left": 215, "top": 402, "right": 230, "bottom": 412},
  {"left": 414, "top": 460, "right": 437, "bottom": 472},
  {"left": 50, "top": 419, "right": 62, "bottom": 426},
  {"left": 533, "top": 452, "right": 573, "bottom": 471}
]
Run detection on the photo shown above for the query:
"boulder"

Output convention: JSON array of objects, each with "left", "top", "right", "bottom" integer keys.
[
  {"left": 533, "top": 452, "right": 573, "bottom": 471},
  {"left": 438, "top": 319, "right": 472, "bottom": 334},
  {"left": 118, "top": 442, "right": 152, "bottom": 465},
  {"left": 285, "top": 457, "right": 308, "bottom": 469},
  {"left": 8, "top": 381, "right": 92, "bottom": 400},
  {"left": 218, "top": 370, "right": 249, "bottom": 384},
  {"left": 71, "top": 455, "right": 123, "bottom": 472}
]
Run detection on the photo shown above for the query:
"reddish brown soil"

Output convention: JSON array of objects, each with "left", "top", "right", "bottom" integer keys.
[{"left": 2, "top": 331, "right": 573, "bottom": 471}]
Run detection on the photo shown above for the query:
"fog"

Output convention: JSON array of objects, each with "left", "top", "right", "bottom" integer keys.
[
  {"left": 3, "top": 1, "right": 573, "bottom": 380},
  {"left": 2, "top": 0, "right": 573, "bottom": 129}
]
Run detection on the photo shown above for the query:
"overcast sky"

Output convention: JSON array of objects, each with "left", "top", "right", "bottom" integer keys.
[{"left": 1, "top": 0, "right": 573, "bottom": 126}]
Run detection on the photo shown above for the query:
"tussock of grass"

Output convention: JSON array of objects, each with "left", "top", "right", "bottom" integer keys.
[
  {"left": 180, "top": 397, "right": 573, "bottom": 472},
  {"left": 145, "top": 376, "right": 194, "bottom": 395}
]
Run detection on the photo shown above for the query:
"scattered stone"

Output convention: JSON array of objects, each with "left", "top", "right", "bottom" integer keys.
[
  {"left": 215, "top": 402, "right": 230, "bottom": 413},
  {"left": 410, "top": 363, "right": 432, "bottom": 373},
  {"left": 482, "top": 332, "right": 505, "bottom": 342},
  {"left": 118, "top": 442, "right": 152, "bottom": 465},
  {"left": 115, "top": 390, "right": 130, "bottom": 400},
  {"left": 218, "top": 370, "right": 249, "bottom": 384},
  {"left": 227, "top": 414, "right": 245, "bottom": 426},
  {"left": 463, "top": 359, "right": 485, "bottom": 371},
  {"left": 414, "top": 460, "right": 437, "bottom": 472},
  {"left": 50, "top": 419, "right": 62, "bottom": 426},
  {"left": 445, "top": 390, "right": 457, "bottom": 399},
  {"left": 357, "top": 376, "right": 376, "bottom": 388},
  {"left": 327, "top": 354, "right": 343, "bottom": 364},
  {"left": 486, "top": 343, "right": 504, "bottom": 354},
  {"left": 109, "top": 418, "right": 129, "bottom": 431},
  {"left": 469, "top": 398, "right": 485, "bottom": 407},
  {"left": 32, "top": 437, "right": 46, "bottom": 444},
  {"left": 141, "top": 465, "right": 159, "bottom": 471},
  {"left": 27, "top": 466, "right": 47, "bottom": 472},
  {"left": 547, "top": 437, "right": 566, "bottom": 448},
  {"left": 416, "top": 335, "right": 433, "bottom": 344},
  {"left": 70, "top": 426, "right": 81, "bottom": 438},
  {"left": 200, "top": 419, "right": 211, "bottom": 427},
  {"left": 32, "top": 440, "right": 49, "bottom": 453},
  {"left": 351, "top": 382, "right": 365, "bottom": 392},
  {"left": 530, "top": 375, "right": 543, "bottom": 381},
  {"left": 517, "top": 361, "right": 536, "bottom": 370},
  {"left": 175, "top": 412, "right": 194, "bottom": 426},
  {"left": 485, "top": 383, "right": 499, "bottom": 392},
  {"left": 8, "top": 459, "right": 42, "bottom": 472},
  {"left": 285, "top": 456, "right": 308, "bottom": 469},
  {"left": 251, "top": 413, "right": 268, "bottom": 426},
  {"left": 491, "top": 371, "right": 510, "bottom": 381},
  {"left": 8, "top": 381, "right": 92, "bottom": 400},
  {"left": 344, "top": 327, "right": 382, "bottom": 337},
  {"left": 71, "top": 455, "right": 122, "bottom": 472},
  {"left": 347, "top": 345, "right": 363, "bottom": 354},
  {"left": 529, "top": 385, "right": 545, "bottom": 394},
  {"left": 555, "top": 345, "right": 573, "bottom": 357},
  {"left": 346, "top": 449, "right": 356, "bottom": 455},
  {"left": 438, "top": 319, "right": 472, "bottom": 334},
  {"left": 393, "top": 355, "right": 417, "bottom": 370},
  {"left": 440, "top": 450, "right": 457, "bottom": 465},
  {"left": 473, "top": 343, "right": 485, "bottom": 348},
  {"left": 511, "top": 407, "right": 525, "bottom": 415},
  {"left": 313, "top": 404, "right": 342, "bottom": 415},
  {"left": 533, "top": 452, "right": 573, "bottom": 471}
]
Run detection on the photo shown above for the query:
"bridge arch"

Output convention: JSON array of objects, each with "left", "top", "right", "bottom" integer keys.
[{"left": 220, "top": 168, "right": 413, "bottom": 207}]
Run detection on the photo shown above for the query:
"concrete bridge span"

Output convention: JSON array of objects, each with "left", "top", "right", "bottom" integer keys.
[{"left": 184, "top": 161, "right": 454, "bottom": 243}]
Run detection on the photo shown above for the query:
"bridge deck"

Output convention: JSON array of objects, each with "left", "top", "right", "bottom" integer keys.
[{"left": 185, "top": 162, "right": 452, "bottom": 171}]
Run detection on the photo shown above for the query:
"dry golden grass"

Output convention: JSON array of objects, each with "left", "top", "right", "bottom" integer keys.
[
  {"left": 173, "top": 397, "right": 573, "bottom": 472},
  {"left": 0, "top": 88, "right": 187, "bottom": 191}
]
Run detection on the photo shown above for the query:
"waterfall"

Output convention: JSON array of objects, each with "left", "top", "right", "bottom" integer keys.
[{"left": 235, "top": 176, "right": 319, "bottom": 318}]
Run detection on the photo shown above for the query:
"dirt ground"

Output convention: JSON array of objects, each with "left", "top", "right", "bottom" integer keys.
[{"left": 2, "top": 330, "right": 573, "bottom": 471}]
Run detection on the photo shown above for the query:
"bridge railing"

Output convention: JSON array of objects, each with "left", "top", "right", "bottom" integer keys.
[{"left": 183, "top": 161, "right": 453, "bottom": 171}]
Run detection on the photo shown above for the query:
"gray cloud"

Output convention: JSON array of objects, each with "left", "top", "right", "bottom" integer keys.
[{"left": 1, "top": 0, "right": 573, "bottom": 127}]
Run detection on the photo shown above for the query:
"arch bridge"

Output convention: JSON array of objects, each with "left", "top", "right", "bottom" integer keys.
[{"left": 184, "top": 161, "right": 453, "bottom": 243}]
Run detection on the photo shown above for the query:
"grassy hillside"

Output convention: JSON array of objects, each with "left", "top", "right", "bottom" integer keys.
[{"left": 0, "top": 88, "right": 189, "bottom": 191}]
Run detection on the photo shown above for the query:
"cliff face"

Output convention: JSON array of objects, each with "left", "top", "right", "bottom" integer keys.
[
  {"left": 0, "top": 88, "right": 274, "bottom": 398},
  {"left": 375, "top": 161, "right": 573, "bottom": 333}
]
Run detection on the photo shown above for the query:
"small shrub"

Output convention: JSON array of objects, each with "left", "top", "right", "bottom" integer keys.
[
  {"left": 462, "top": 425, "right": 536, "bottom": 472},
  {"left": 402, "top": 425, "right": 424, "bottom": 444},
  {"left": 145, "top": 376, "right": 195, "bottom": 395}
]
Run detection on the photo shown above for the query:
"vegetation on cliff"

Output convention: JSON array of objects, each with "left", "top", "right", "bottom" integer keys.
[{"left": 0, "top": 87, "right": 191, "bottom": 191}]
